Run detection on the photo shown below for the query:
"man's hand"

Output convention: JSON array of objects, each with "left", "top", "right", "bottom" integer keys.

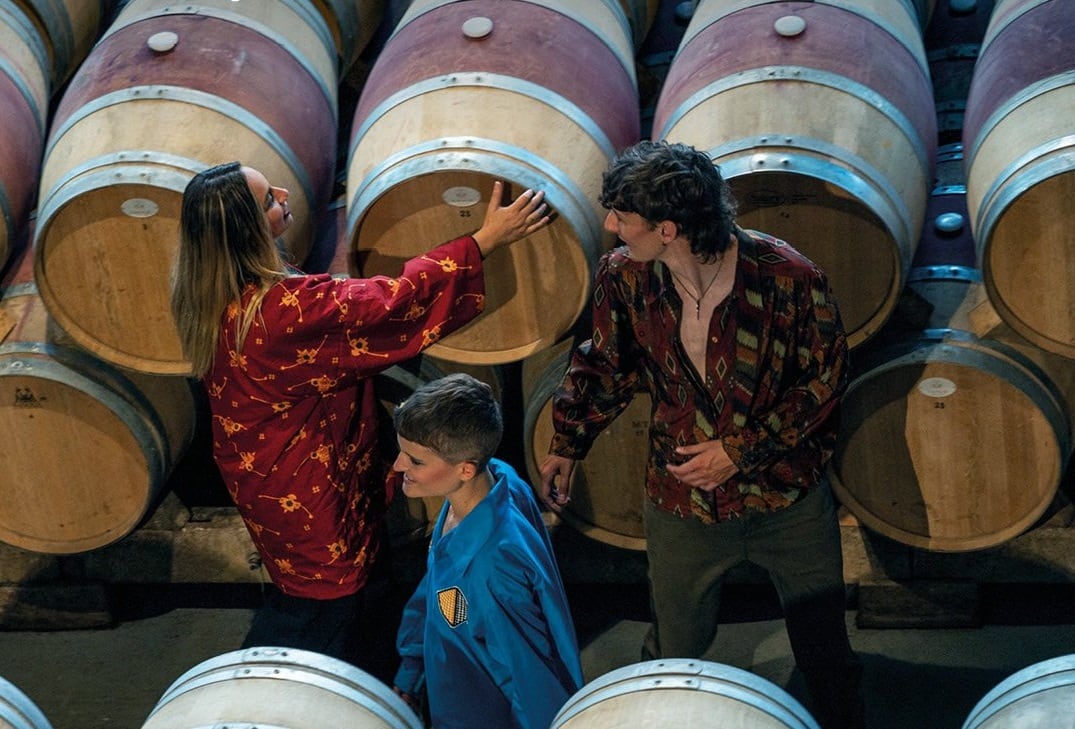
[
  {"left": 666, "top": 440, "right": 738, "bottom": 491},
  {"left": 538, "top": 455, "right": 576, "bottom": 511}
]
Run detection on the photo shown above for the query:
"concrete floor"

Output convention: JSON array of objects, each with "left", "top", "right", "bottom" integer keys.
[{"left": 2, "top": 580, "right": 1075, "bottom": 729}]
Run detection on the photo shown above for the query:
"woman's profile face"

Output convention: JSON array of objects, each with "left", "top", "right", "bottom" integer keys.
[{"left": 242, "top": 166, "right": 292, "bottom": 238}]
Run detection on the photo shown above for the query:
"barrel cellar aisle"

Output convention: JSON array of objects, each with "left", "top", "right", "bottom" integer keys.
[{"left": 5, "top": 0, "right": 1075, "bottom": 728}]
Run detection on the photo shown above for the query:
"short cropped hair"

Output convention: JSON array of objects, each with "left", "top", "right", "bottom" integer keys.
[{"left": 393, "top": 373, "right": 503, "bottom": 469}]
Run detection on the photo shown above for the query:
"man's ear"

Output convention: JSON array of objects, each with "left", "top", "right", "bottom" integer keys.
[{"left": 659, "top": 221, "right": 678, "bottom": 241}]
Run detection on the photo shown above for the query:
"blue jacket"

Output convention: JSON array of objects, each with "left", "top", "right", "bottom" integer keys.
[{"left": 394, "top": 459, "right": 583, "bottom": 728}]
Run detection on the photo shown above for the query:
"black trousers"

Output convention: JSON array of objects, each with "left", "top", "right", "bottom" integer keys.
[
  {"left": 642, "top": 482, "right": 866, "bottom": 729},
  {"left": 242, "top": 565, "right": 402, "bottom": 684}
]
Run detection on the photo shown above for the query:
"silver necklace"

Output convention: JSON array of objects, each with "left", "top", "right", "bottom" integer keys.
[{"left": 669, "top": 256, "right": 726, "bottom": 318}]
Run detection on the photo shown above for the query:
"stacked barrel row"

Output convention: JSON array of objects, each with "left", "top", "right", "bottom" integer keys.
[
  {"left": 3, "top": 0, "right": 1075, "bottom": 558},
  {"left": 516, "top": 0, "right": 1075, "bottom": 556},
  {"left": 0, "top": 0, "right": 104, "bottom": 267},
  {"left": 18, "top": 644, "right": 1075, "bottom": 728},
  {"left": 519, "top": 0, "right": 945, "bottom": 551},
  {"left": 829, "top": 0, "right": 1075, "bottom": 553}
]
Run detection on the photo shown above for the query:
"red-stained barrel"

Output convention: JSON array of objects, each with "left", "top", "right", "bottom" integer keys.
[
  {"left": 653, "top": 0, "right": 937, "bottom": 349},
  {"left": 346, "top": 0, "right": 641, "bottom": 365},
  {"left": 34, "top": 0, "right": 340, "bottom": 375},
  {"left": 0, "top": 3, "right": 49, "bottom": 269},
  {"left": 962, "top": 0, "right": 1075, "bottom": 358}
]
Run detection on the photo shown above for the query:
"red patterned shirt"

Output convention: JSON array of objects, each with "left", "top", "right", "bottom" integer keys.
[
  {"left": 206, "top": 236, "right": 485, "bottom": 598},
  {"left": 550, "top": 229, "right": 848, "bottom": 522}
]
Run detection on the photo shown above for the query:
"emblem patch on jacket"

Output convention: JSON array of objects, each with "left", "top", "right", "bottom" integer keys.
[{"left": 437, "top": 586, "right": 468, "bottom": 627}]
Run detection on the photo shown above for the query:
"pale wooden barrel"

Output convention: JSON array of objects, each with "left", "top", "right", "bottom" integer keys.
[
  {"left": 653, "top": 0, "right": 937, "bottom": 349},
  {"left": 963, "top": 655, "right": 1075, "bottom": 729},
  {"left": 0, "top": 675, "right": 51, "bottom": 729},
  {"left": 34, "top": 0, "right": 339, "bottom": 375},
  {"left": 0, "top": 243, "right": 198, "bottom": 554},
  {"left": 347, "top": 0, "right": 640, "bottom": 365},
  {"left": 523, "top": 344, "right": 649, "bottom": 551},
  {"left": 0, "top": 3, "right": 49, "bottom": 268},
  {"left": 139, "top": 647, "right": 422, "bottom": 729},
  {"left": 829, "top": 149, "right": 1075, "bottom": 551},
  {"left": 11, "top": 0, "right": 105, "bottom": 85},
  {"left": 962, "top": 0, "right": 1075, "bottom": 358},
  {"left": 551, "top": 659, "right": 820, "bottom": 729}
]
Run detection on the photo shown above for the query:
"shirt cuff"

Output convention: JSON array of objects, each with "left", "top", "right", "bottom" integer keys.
[
  {"left": 549, "top": 432, "right": 592, "bottom": 460},
  {"left": 394, "top": 656, "right": 425, "bottom": 696}
]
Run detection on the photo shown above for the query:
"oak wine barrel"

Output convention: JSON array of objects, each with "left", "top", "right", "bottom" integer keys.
[
  {"left": 523, "top": 344, "right": 649, "bottom": 550},
  {"left": 11, "top": 0, "right": 105, "bottom": 86},
  {"left": 551, "top": 659, "right": 820, "bottom": 729},
  {"left": 829, "top": 148, "right": 1075, "bottom": 551},
  {"left": 347, "top": 0, "right": 641, "bottom": 365},
  {"left": 963, "top": 655, "right": 1075, "bottom": 729},
  {"left": 0, "top": 2, "right": 49, "bottom": 268},
  {"left": 0, "top": 675, "right": 51, "bottom": 729},
  {"left": 140, "top": 647, "right": 422, "bottom": 729},
  {"left": 653, "top": 0, "right": 937, "bottom": 349},
  {"left": 962, "top": 0, "right": 1075, "bottom": 358},
  {"left": 34, "top": 0, "right": 340, "bottom": 375},
  {"left": 0, "top": 243, "right": 198, "bottom": 554}
]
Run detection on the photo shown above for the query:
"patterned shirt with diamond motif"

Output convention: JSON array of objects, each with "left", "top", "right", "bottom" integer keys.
[
  {"left": 550, "top": 228, "right": 848, "bottom": 522},
  {"left": 206, "top": 236, "right": 486, "bottom": 599}
]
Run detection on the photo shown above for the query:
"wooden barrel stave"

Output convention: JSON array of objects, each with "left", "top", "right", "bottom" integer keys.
[
  {"left": 0, "top": 4, "right": 49, "bottom": 268},
  {"left": 522, "top": 345, "right": 649, "bottom": 550},
  {"left": 11, "top": 0, "right": 105, "bottom": 86}
]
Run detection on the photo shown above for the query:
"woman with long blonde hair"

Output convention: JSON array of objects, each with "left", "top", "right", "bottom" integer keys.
[{"left": 171, "top": 161, "right": 549, "bottom": 668}]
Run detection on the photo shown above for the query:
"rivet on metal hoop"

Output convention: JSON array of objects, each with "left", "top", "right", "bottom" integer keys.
[
  {"left": 462, "top": 16, "right": 493, "bottom": 40},
  {"left": 774, "top": 15, "right": 806, "bottom": 37},
  {"left": 147, "top": 31, "right": 179, "bottom": 53}
]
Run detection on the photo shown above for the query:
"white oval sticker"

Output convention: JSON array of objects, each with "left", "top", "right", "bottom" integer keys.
[
  {"left": 918, "top": 377, "right": 956, "bottom": 398},
  {"left": 121, "top": 198, "right": 159, "bottom": 218},
  {"left": 442, "top": 186, "right": 481, "bottom": 208}
]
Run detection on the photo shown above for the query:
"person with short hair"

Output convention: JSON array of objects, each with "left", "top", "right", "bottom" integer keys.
[{"left": 392, "top": 373, "right": 582, "bottom": 729}]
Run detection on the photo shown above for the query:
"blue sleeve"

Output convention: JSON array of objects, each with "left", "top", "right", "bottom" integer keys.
[
  {"left": 483, "top": 543, "right": 584, "bottom": 729},
  {"left": 393, "top": 571, "right": 429, "bottom": 696}
]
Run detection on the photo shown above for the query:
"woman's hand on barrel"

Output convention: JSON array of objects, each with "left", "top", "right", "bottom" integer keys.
[
  {"left": 538, "top": 454, "right": 576, "bottom": 512},
  {"left": 471, "top": 180, "right": 551, "bottom": 258}
]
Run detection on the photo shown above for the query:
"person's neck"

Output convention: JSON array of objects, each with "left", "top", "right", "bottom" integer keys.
[{"left": 444, "top": 467, "right": 492, "bottom": 530}]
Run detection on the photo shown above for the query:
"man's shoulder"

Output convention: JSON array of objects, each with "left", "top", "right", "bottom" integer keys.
[{"left": 741, "top": 229, "right": 824, "bottom": 280}]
